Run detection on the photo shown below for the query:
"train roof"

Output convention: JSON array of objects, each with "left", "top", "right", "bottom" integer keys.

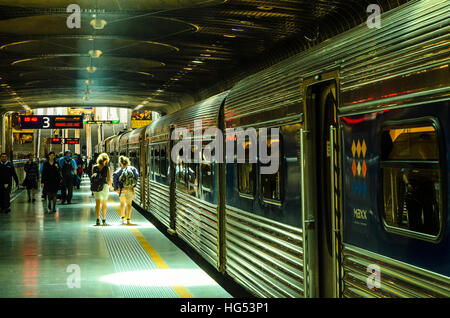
[
  {"left": 127, "top": 126, "right": 147, "bottom": 145},
  {"left": 145, "top": 91, "right": 229, "bottom": 140}
]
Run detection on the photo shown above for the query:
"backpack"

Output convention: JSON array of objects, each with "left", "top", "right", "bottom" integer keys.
[
  {"left": 62, "top": 157, "right": 73, "bottom": 178},
  {"left": 90, "top": 165, "right": 106, "bottom": 192},
  {"left": 119, "top": 167, "right": 137, "bottom": 189}
]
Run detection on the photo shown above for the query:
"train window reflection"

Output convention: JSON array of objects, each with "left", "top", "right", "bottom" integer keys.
[
  {"left": 160, "top": 145, "right": 167, "bottom": 177},
  {"left": 238, "top": 139, "right": 255, "bottom": 197},
  {"left": 382, "top": 126, "right": 438, "bottom": 160},
  {"left": 202, "top": 145, "right": 213, "bottom": 192},
  {"left": 381, "top": 123, "right": 442, "bottom": 239},
  {"left": 176, "top": 147, "right": 186, "bottom": 187},
  {"left": 188, "top": 147, "right": 199, "bottom": 195},
  {"left": 260, "top": 137, "right": 281, "bottom": 203},
  {"left": 154, "top": 146, "right": 160, "bottom": 175}
]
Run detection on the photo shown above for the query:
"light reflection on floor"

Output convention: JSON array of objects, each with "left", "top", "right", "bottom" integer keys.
[{"left": 100, "top": 269, "right": 218, "bottom": 287}]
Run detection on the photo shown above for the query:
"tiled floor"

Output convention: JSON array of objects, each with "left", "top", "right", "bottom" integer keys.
[{"left": 0, "top": 178, "right": 231, "bottom": 298}]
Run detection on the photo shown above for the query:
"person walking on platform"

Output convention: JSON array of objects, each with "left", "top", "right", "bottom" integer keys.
[
  {"left": 58, "top": 150, "right": 78, "bottom": 205},
  {"left": 91, "top": 153, "right": 113, "bottom": 226},
  {"left": 87, "top": 153, "right": 98, "bottom": 179},
  {"left": 113, "top": 156, "right": 139, "bottom": 225},
  {"left": 41, "top": 151, "right": 60, "bottom": 213},
  {"left": 24, "top": 153, "right": 39, "bottom": 203},
  {"left": 0, "top": 153, "right": 19, "bottom": 214},
  {"left": 39, "top": 154, "right": 48, "bottom": 201}
]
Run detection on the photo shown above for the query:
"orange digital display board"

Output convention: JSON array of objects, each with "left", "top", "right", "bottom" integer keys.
[
  {"left": 64, "top": 138, "right": 80, "bottom": 144},
  {"left": 50, "top": 138, "right": 62, "bottom": 144}
]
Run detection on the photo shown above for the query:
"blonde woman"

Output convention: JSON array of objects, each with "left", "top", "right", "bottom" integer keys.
[
  {"left": 91, "top": 153, "right": 113, "bottom": 226},
  {"left": 112, "top": 156, "right": 139, "bottom": 225}
]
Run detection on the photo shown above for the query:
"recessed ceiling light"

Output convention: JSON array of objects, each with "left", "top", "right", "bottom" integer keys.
[
  {"left": 184, "top": 67, "right": 193, "bottom": 71},
  {"left": 192, "top": 60, "right": 203, "bottom": 64},
  {"left": 90, "top": 19, "right": 107, "bottom": 30},
  {"left": 257, "top": 6, "right": 273, "bottom": 10},
  {"left": 223, "top": 34, "right": 237, "bottom": 38},
  {"left": 88, "top": 50, "right": 102, "bottom": 58},
  {"left": 86, "top": 66, "right": 97, "bottom": 73}
]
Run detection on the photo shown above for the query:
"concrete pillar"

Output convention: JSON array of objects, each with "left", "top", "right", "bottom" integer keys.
[
  {"left": 86, "top": 123, "right": 91, "bottom": 158},
  {"left": 75, "top": 128, "right": 80, "bottom": 154},
  {"left": 34, "top": 128, "right": 41, "bottom": 159},
  {"left": 4, "top": 113, "right": 13, "bottom": 160},
  {"left": 1, "top": 113, "right": 5, "bottom": 153},
  {"left": 63, "top": 129, "right": 67, "bottom": 153}
]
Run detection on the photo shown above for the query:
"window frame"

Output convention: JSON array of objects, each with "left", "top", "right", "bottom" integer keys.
[{"left": 380, "top": 116, "right": 447, "bottom": 243}]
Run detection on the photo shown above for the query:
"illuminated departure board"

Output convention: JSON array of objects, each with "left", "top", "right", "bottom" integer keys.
[
  {"left": 53, "top": 116, "right": 83, "bottom": 128},
  {"left": 19, "top": 115, "right": 83, "bottom": 129},
  {"left": 64, "top": 138, "right": 80, "bottom": 144},
  {"left": 50, "top": 138, "right": 62, "bottom": 144}
]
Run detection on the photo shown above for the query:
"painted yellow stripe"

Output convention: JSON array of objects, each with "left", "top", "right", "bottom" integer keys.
[{"left": 108, "top": 198, "right": 193, "bottom": 298}]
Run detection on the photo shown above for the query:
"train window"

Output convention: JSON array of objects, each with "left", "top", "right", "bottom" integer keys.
[
  {"left": 175, "top": 146, "right": 186, "bottom": 187},
  {"left": 260, "top": 136, "right": 282, "bottom": 203},
  {"left": 188, "top": 147, "right": 199, "bottom": 195},
  {"left": 154, "top": 146, "right": 160, "bottom": 175},
  {"left": 160, "top": 145, "right": 167, "bottom": 177},
  {"left": 381, "top": 123, "right": 443, "bottom": 239},
  {"left": 237, "top": 139, "right": 256, "bottom": 197},
  {"left": 202, "top": 144, "right": 214, "bottom": 192},
  {"left": 149, "top": 147, "right": 154, "bottom": 179}
]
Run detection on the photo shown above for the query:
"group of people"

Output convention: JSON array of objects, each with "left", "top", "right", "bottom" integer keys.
[
  {"left": 90, "top": 153, "right": 139, "bottom": 226},
  {"left": 0, "top": 150, "right": 140, "bottom": 226},
  {"left": 23, "top": 150, "right": 80, "bottom": 209}
]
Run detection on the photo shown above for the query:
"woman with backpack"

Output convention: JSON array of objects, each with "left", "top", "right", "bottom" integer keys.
[
  {"left": 91, "top": 153, "right": 113, "bottom": 226},
  {"left": 24, "top": 153, "right": 39, "bottom": 202},
  {"left": 113, "top": 156, "right": 139, "bottom": 225}
]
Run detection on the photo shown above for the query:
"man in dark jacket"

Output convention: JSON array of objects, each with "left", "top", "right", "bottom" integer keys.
[
  {"left": 0, "top": 153, "right": 19, "bottom": 213},
  {"left": 57, "top": 150, "right": 77, "bottom": 204}
]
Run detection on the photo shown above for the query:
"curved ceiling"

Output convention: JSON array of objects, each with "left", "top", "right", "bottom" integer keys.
[{"left": 0, "top": 0, "right": 409, "bottom": 114}]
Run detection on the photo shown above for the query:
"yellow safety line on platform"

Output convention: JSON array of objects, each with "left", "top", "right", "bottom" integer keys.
[{"left": 108, "top": 198, "right": 193, "bottom": 298}]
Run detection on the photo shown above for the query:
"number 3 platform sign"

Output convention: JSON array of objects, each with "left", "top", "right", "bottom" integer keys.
[{"left": 19, "top": 115, "right": 84, "bottom": 129}]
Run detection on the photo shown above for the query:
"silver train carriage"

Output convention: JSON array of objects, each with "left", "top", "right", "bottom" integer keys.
[{"left": 96, "top": 0, "right": 449, "bottom": 298}]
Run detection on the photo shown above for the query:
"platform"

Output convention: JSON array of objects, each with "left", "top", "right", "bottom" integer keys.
[{"left": 0, "top": 178, "right": 232, "bottom": 298}]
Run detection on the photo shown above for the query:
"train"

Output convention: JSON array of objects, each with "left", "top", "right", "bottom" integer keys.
[{"left": 96, "top": 0, "right": 450, "bottom": 297}]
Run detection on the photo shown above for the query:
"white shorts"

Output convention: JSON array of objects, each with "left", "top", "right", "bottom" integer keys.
[{"left": 94, "top": 184, "right": 109, "bottom": 201}]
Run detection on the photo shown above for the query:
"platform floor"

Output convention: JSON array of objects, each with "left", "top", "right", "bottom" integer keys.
[{"left": 0, "top": 177, "right": 232, "bottom": 298}]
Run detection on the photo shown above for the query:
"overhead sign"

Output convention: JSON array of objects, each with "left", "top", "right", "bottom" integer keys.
[
  {"left": 50, "top": 138, "right": 62, "bottom": 144},
  {"left": 83, "top": 120, "right": 120, "bottom": 124},
  {"left": 20, "top": 115, "right": 83, "bottom": 129},
  {"left": 131, "top": 110, "right": 152, "bottom": 129},
  {"left": 64, "top": 138, "right": 80, "bottom": 144},
  {"left": 53, "top": 116, "right": 83, "bottom": 128}
]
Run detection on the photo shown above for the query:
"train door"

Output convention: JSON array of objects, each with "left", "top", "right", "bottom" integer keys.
[{"left": 301, "top": 71, "right": 342, "bottom": 298}]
